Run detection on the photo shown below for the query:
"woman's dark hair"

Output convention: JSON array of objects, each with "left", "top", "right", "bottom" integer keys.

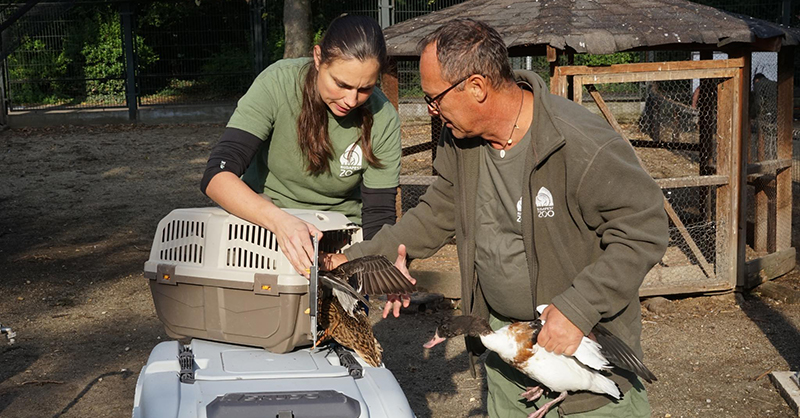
[{"left": 298, "top": 15, "right": 388, "bottom": 175}]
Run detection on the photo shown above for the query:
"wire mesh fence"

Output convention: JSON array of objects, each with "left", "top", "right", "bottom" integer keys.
[
  {"left": 2, "top": 1, "right": 128, "bottom": 110},
  {"left": 571, "top": 60, "right": 738, "bottom": 292},
  {"left": 135, "top": 1, "right": 254, "bottom": 106}
]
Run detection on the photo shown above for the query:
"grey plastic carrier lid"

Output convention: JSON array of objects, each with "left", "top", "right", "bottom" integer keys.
[{"left": 206, "top": 390, "right": 361, "bottom": 418}]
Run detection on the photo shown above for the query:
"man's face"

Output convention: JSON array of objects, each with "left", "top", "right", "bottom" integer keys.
[{"left": 419, "top": 45, "right": 476, "bottom": 139}]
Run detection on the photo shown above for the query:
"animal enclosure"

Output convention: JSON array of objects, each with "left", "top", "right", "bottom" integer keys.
[{"left": 551, "top": 54, "right": 795, "bottom": 295}]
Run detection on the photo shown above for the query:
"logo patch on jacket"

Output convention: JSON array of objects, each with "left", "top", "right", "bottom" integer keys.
[
  {"left": 516, "top": 197, "right": 523, "bottom": 223},
  {"left": 536, "top": 187, "right": 555, "bottom": 218},
  {"left": 339, "top": 143, "right": 363, "bottom": 177}
]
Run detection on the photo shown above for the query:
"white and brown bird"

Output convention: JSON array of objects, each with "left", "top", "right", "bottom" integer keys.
[
  {"left": 317, "top": 255, "right": 416, "bottom": 367},
  {"left": 423, "top": 306, "right": 656, "bottom": 418}
]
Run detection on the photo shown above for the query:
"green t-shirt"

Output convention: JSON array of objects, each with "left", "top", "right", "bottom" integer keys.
[
  {"left": 474, "top": 126, "right": 534, "bottom": 321},
  {"left": 228, "top": 58, "right": 402, "bottom": 223}
]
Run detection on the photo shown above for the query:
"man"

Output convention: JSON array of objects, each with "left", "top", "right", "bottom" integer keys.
[{"left": 328, "top": 19, "right": 668, "bottom": 417}]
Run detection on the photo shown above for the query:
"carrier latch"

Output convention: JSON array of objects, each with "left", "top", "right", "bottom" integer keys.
[
  {"left": 334, "top": 344, "right": 363, "bottom": 379},
  {"left": 178, "top": 344, "right": 196, "bottom": 384}
]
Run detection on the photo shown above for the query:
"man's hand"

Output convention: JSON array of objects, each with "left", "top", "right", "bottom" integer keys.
[
  {"left": 382, "top": 244, "right": 417, "bottom": 318},
  {"left": 321, "top": 252, "right": 348, "bottom": 270},
  {"left": 536, "top": 304, "right": 583, "bottom": 356}
]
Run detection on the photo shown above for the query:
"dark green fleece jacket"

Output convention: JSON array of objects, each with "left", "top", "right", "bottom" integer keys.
[{"left": 344, "top": 70, "right": 669, "bottom": 414}]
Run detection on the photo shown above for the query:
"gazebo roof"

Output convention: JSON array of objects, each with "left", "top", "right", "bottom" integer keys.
[{"left": 383, "top": 0, "right": 800, "bottom": 58}]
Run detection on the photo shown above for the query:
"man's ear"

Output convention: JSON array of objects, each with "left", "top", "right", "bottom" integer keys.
[{"left": 468, "top": 75, "right": 489, "bottom": 104}]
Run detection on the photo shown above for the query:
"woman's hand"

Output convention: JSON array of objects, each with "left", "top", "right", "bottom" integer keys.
[{"left": 268, "top": 209, "right": 323, "bottom": 277}]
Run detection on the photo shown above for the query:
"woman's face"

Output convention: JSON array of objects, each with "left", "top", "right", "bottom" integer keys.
[{"left": 314, "top": 45, "right": 380, "bottom": 117}]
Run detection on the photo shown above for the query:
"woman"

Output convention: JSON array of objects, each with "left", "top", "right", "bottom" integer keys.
[{"left": 201, "top": 15, "right": 401, "bottom": 277}]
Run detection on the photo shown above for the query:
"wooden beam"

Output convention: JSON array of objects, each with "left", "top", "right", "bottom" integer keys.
[
  {"left": 749, "top": 36, "right": 783, "bottom": 53},
  {"left": 715, "top": 76, "right": 740, "bottom": 289},
  {"left": 382, "top": 57, "right": 401, "bottom": 219},
  {"left": 733, "top": 51, "right": 750, "bottom": 289},
  {"left": 640, "top": 271, "right": 731, "bottom": 296},
  {"left": 747, "top": 158, "right": 793, "bottom": 175},
  {"left": 742, "top": 247, "right": 796, "bottom": 289},
  {"left": 401, "top": 141, "right": 434, "bottom": 157},
  {"left": 584, "top": 83, "right": 714, "bottom": 279},
  {"left": 546, "top": 45, "right": 557, "bottom": 62},
  {"left": 550, "top": 66, "right": 568, "bottom": 97},
  {"left": 628, "top": 140, "right": 703, "bottom": 151},
  {"left": 548, "top": 46, "right": 559, "bottom": 81},
  {"left": 399, "top": 175, "right": 437, "bottom": 185},
  {"left": 576, "top": 68, "right": 739, "bottom": 85},
  {"left": 556, "top": 58, "right": 745, "bottom": 76},
  {"left": 775, "top": 46, "right": 794, "bottom": 251},
  {"left": 573, "top": 75, "right": 583, "bottom": 105},
  {"left": 655, "top": 175, "right": 729, "bottom": 189},
  {"left": 382, "top": 57, "right": 399, "bottom": 111}
]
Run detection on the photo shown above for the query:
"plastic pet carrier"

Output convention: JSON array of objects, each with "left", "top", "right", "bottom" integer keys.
[{"left": 143, "top": 207, "right": 362, "bottom": 353}]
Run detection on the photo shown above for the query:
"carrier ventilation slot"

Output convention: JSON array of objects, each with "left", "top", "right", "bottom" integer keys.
[
  {"left": 158, "top": 220, "right": 205, "bottom": 264},
  {"left": 226, "top": 223, "right": 278, "bottom": 270}
]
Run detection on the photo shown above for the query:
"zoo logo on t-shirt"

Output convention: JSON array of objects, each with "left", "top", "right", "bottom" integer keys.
[{"left": 339, "top": 143, "right": 363, "bottom": 177}]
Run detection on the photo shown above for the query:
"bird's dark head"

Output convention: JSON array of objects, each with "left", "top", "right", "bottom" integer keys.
[{"left": 423, "top": 315, "right": 491, "bottom": 349}]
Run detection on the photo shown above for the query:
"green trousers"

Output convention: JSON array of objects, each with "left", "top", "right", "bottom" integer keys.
[{"left": 485, "top": 313, "right": 651, "bottom": 418}]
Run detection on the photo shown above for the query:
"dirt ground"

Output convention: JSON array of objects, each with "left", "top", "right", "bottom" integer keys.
[{"left": 1, "top": 124, "right": 800, "bottom": 418}]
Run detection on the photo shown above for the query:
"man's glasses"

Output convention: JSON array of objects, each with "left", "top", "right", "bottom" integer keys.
[{"left": 423, "top": 74, "right": 471, "bottom": 113}]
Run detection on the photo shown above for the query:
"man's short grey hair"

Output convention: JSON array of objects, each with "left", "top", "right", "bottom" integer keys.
[{"left": 417, "top": 19, "right": 515, "bottom": 90}]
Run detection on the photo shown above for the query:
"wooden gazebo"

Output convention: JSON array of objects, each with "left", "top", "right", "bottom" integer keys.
[{"left": 379, "top": 0, "right": 800, "bottom": 296}]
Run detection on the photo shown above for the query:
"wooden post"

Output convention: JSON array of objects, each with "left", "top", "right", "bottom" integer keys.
[
  {"left": 381, "top": 58, "right": 402, "bottom": 220},
  {"left": 775, "top": 46, "right": 794, "bottom": 251},
  {"left": 572, "top": 75, "right": 583, "bottom": 105},
  {"left": 715, "top": 75, "right": 739, "bottom": 288},
  {"left": 734, "top": 51, "right": 751, "bottom": 288},
  {"left": 382, "top": 57, "right": 399, "bottom": 111},
  {"left": 566, "top": 53, "right": 575, "bottom": 101}
]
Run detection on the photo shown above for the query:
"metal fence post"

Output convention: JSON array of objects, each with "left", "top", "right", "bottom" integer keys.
[
  {"left": 781, "top": 0, "right": 791, "bottom": 26},
  {"left": 120, "top": 1, "right": 137, "bottom": 120},
  {"left": 251, "top": 0, "right": 265, "bottom": 73},
  {"left": 0, "top": 58, "right": 8, "bottom": 126},
  {"left": 378, "top": 0, "right": 393, "bottom": 29}
]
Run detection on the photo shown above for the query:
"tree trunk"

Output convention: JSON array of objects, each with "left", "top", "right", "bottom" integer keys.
[{"left": 283, "top": 0, "right": 311, "bottom": 59}]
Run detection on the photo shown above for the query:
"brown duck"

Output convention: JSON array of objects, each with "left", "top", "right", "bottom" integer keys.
[{"left": 316, "top": 255, "right": 416, "bottom": 367}]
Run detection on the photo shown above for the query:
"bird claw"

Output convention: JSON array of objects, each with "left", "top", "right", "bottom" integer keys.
[
  {"left": 520, "top": 386, "right": 544, "bottom": 401},
  {"left": 525, "top": 391, "right": 567, "bottom": 418},
  {"left": 315, "top": 328, "right": 331, "bottom": 346}
]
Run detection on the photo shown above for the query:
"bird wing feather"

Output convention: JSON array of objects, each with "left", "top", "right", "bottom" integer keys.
[
  {"left": 319, "top": 274, "right": 369, "bottom": 306},
  {"left": 333, "top": 255, "right": 416, "bottom": 296},
  {"left": 591, "top": 324, "right": 657, "bottom": 383}
]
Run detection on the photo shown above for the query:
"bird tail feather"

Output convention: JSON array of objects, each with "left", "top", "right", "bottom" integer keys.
[
  {"left": 592, "top": 374, "right": 621, "bottom": 399},
  {"left": 573, "top": 337, "right": 612, "bottom": 371}
]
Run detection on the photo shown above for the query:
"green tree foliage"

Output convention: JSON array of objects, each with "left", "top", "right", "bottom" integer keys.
[
  {"left": 79, "top": 10, "right": 157, "bottom": 103},
  {"left": 6, "top": 37, "right": 69, "bottom": 105}
]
